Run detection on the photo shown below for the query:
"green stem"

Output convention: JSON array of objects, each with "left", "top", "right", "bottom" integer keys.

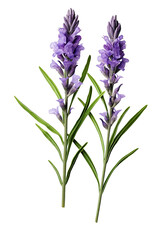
[
  {"left": 62, "top": 90, "right": 68, "bottom": 207},
  {"left": 95, "top": 108, "right": 112, "bottom": 222}
]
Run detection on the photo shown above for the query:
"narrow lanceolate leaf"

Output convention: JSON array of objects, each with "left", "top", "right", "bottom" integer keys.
[
  {"left": 66, "top": 142, "right": 88, "bottom": 184},
  {"left": 102, "top": 148, "right": 138, "bottom": 193},
  {"left": 73, "top": 139, "right": 100, "bottom": 190},
  {"left": 14, "top": 97, "right": 64, "bottom": 144},
  {"left": 108, "top": 105, "right": 147, "bottom": 157},
  {"left": 110, "top": 107, "right": 130, "bottom": 146},
  {"left": 68, "top": 55, "right": 91, "bottom": 113},
  {"left": 67, "top": 87, "right": 92, "bottom": 155},
  {"left": 67, "top": 89, "right": 105, "bottom": 156},
  {"left": 36, "top": 124, "right": 63, "bottom": 161},
  {"left": 78, "top": 98, "right": 105, "bottom": 156},
  {"left": 48, "top": 160, "right": 62, "bottom": 185},
  {"left": 87, "top": 73, "right": 108, "bottom": 114},
  {"left": 39, "top": 67, "right": 62, "bottom": 99}
]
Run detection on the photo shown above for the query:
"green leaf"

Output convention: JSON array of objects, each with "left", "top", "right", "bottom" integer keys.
[
  {"left": 48, "top": 160, "right": 62, "bottom": 185},
  {"left": 67, "top": 88, "right": 105, "bottom": 156},
  {"left": 39, "top": 67, "right": 62, "bottom": 99},
  {"left": 36, "top": 124, "right": 63, "bottom": 161},
  {"left": 66, "top": 142, "right": 88, "bottom": 184},
  {"left": 73, "top": 139, "right": 100, "bottom": 190},
  {"left": 102, "top": 148, "right": 138, "bottom": 192},
  {"left": 78, "top": 98, "right": 105, "bottom": 156},
  {"left": 87, "top": 73, "right": 108, "bottom": 113},
  {"left": 14, "top": 96, "right": 64, "bottom": 144},
  {"left": 108, "top": 105, "right": 147, "bottom": 157},
  {"left": 109, "top": 107, "right": 130, "bottom": 146},
  {"left": 68, "top": 55, "right": 91, "bottom": 113},
  {"left": 67, "top": 86, "right": 92, "bottom": 155}
]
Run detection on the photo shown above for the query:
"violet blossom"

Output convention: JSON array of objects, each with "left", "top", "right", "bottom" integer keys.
[
  {"left": 50, "top": 8, "right": 84, "bottom": 94},
  {"left": 98, "top": 15, "right": 129, "bottom": 129},
  {"left": 49, "top": 107, "right": 63, "bottom": 123}
]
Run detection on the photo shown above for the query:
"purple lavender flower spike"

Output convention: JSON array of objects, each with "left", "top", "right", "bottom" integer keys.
[
  {"left": 97, "top": 17, "right": 129, "bottom": 76},
  {"left": 57, "top": 99, "right": 66, "bottom": 110},
  {"left": 50, "top": 8, "right": 84, "bottom": 79},
  {"left": 98, "top": 15, "right": 129, "bottom": 130},
  {"left": 49, "top": 107, "right": 63, "bottom": 123}
]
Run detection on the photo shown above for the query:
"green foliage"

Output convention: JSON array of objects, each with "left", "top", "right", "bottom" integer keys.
[
  {"left": 48, "top": 160, "right": 62, "bottom": 185},
  {"left": 39, "top": 67, "right": 62, "bottom": 99},
  {"left": 102, "top": 148, "right": 139, "bottom": 192},
  {"left": 69, "top": 55, "right": 91, "bottom": 113},
  {"left": 36, "top": 124, "right": 63, "bottom": 161},
  {"left": 87, "top": 73, "right": 108, "bottom": 114},
  {"left": 66, "top": 142, "right": 88, "bottom": 184},
  {"left": 78, "top": 98, "right": 105, "bottom": 156},
  {"left": 14, "top": 96, "right": 64, "bottom": 144},
  {"left": 108, "top": 105, "right": 147, "bottom": 158},
  {"left": 73, "top": 139, "right": 100, "bottom": 190}
]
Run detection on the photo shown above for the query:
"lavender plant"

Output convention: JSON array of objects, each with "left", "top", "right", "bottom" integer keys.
[
  {"left": 14, "top": 9, "right": 104, "bottom": 207},
  {"left": 79, "top": 16, "right": 147, "bottom": 222}
]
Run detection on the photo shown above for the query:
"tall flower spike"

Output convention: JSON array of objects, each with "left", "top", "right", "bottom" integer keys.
[
  {"left": 97, "top": 15, "right": 129, "bottom": 130},
  {"left": 50, "top": 8, "right": 84, "bottom": 79},
  {"left": 95, "top": 15, "right": 131, "bottom": 222}
]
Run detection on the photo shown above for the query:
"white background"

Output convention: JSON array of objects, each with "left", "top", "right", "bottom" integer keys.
[{"left": 0, "top": 0, "right": 160, "bottom": 239}]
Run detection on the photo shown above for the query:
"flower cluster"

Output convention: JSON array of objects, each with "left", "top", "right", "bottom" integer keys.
[
  {"left": 98, "top": 15, "right": 129, "bottom": 129},
  {"left": 49, "top": 9, "right": 84, "bottom": 122},
  {"left": 50, "top": 8, "right": 84, "bottom": 91}
]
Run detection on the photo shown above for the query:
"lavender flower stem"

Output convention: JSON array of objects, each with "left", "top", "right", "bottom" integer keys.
[
  {"left": 62, "top": 89, "right": 68, "bottom": 207},
  {"left": 95, "top": 107, "right": 112, "bottom": 222}
]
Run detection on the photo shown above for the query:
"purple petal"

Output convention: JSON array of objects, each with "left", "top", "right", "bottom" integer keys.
[
  {"left": 114, "top": 93, "right": 125, "bottom": 105},
  {"left": 64, "top": 42, "right": 74, "bottom": 58},
  {"left": 50, "top": 60, "right": 64, "bottom": 77},
  {"left": 99, "top": 112, "right": 108, "bottom": 123},
  {"left": 113, "top": 84, "right": 123, "bottom": 95},
  {"left": 49, "top": 107, "right": 63, "bottom": 123},
  {"left": 59, "top": 77, "right": 68, "bottom": 89},
  {"left": 114, "top": 75, "right": 123, "bottom": 83},
  {"left": 57, "top": 99, "right": 65, "bottom": 110},
  {"left": 110, "top": 109, "right": 121, "bottom": 125},
  {"left": 117, "top": 58, "right": 129, "bottom": 71},
  {"left": 49, "top": 108, "right": 58, "bottom": 115},
  {"left": 100, "top": 118, "right": 108, "bottom": 129},
  {"left": 68, "top": 81, "right": 82, "bottom": 96},
  {"left": 69, "top": 107, "right": 74, "bottom": 114},
  {"left": 71, "top": 74, "right": 80, "bottom": 83},
  {"left": 100, "top": 80, "right": 110, "bottom": 91}
]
